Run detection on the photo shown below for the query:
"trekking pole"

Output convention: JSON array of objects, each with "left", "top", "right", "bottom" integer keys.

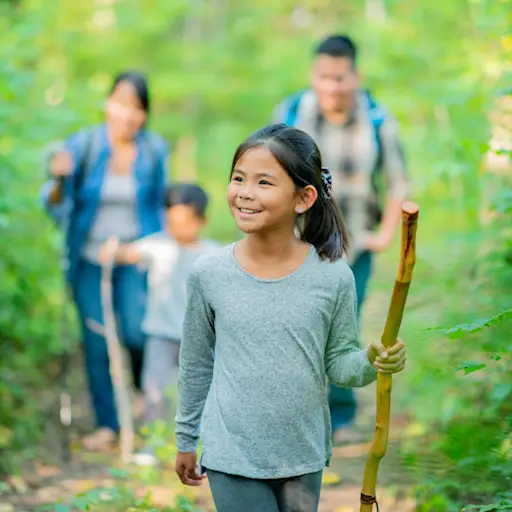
[
  {"left": 100, "top": 237, "right": 134, "bottom": 464},
  {"left": 58, "top": 177, "right": 73, "bottom": 464},
  {"left": 47, "top": 139, "right": 94, "bottom": 463},
  {"left": 58, "top": 282, "right": 73, "bottom": 464},
  {"left": 360, "top": 201, "right": 419, "bottom": 512}
]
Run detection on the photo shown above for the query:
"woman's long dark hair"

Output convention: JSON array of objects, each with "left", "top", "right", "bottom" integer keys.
[
  {"left": 231, "top": 124, "right": 349, "bottom": 261},
  {"left": 110, "top": 71, "right": 150, "bottom": 115}
]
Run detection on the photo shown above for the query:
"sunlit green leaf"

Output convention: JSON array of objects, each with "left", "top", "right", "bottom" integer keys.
[
  {"left": 427, "top": 309, "right": 512, "bottom": 339},
  {"left": 455, "top": 361, "right": 487, "bottom": 375}
]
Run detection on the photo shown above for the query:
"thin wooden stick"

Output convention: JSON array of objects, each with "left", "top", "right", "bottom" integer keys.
[
  {"left": 360, "top": 201, "right": 419, "bottom": 512},
  {"left": 100, "top": 237, "right": 134, "bottom": 465}
]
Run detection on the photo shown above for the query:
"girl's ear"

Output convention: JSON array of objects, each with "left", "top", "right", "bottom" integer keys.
[{"left": 295, "top": 185, "right": 318, "bottom": 214}]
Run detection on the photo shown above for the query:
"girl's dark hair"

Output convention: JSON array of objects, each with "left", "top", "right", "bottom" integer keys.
[
  {"left": 110, "top": 71, "right": 150, "bottom": 115},
  {"left": 231, "top": 124, "right": 349, "bottom": 261}
]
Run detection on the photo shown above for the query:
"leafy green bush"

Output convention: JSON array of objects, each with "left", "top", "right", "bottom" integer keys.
[
  {"left": 0, "top": 4, "right": 75, "bottom": 474},
  {"left": 405, "top": 166, "right": 511, "bottom": 510}
]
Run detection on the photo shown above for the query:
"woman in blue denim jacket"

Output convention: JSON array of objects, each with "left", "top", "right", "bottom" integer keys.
[{"left": 41, "top": 71, "right": 169, "bottom": 450}]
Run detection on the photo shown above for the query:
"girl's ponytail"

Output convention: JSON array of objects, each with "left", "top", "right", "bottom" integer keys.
[{"left": 299, "top": 167, "right": 349, "bottom": 261}]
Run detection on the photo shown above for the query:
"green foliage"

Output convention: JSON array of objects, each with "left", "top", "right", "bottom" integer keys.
[
  {"left": 35, "top": 466, "right": 200, "bottom": 511},
  {"left": 462, "top": 493, "right": 512, "bottom": 511},
  {"left": 402, "top": 201, "right": 511, "bottom": 508},
  {"left": 428, "top": 309, "right": 512, "bottom": 339},
  {"left": 0, "top": 2, "right": 74, "bottom": 475},
  {"left": 139, "top": 419, "right": 179, "bottom": 464},
  {"left": 462, "top": 503, "right": 512, "bottom": 512},
  {"left": 399, "top": 154, "right": 511, "bottom": 507},
  {"left": 39, "top": 484, "right": 198, "bottom": 512}
]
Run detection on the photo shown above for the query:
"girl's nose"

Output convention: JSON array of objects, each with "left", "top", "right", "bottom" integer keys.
[{"left": 238, "top": 186, "right": 255, "bottom": 200}]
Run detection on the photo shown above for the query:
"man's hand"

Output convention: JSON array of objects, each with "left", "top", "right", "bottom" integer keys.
[
  {"left": 175, "top": 451, "right": 205, "bottom": 486},
  {"left": 367, "top": 338, "right": 406, "bottom": 374},
  {"left": 364, "top": 232, "right": 391, "bottom": 253}
]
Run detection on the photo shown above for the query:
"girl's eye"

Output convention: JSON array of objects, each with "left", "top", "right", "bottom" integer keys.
[
  {"left": 259, "top": 180, "right": 272, "bottom": 186},
  {"left": 232, "top": 176, "right": 243, "bottom": 182}
]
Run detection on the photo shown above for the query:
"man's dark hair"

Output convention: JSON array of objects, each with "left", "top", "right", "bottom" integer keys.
[
  {"left": 164, "top": 183, "right": 209, "bottom": 218},
  {"left": 315, "top": 35, "right": 357, "bottom": 66}
]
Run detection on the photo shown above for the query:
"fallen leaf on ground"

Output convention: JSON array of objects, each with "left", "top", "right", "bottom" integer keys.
[
  {"left": 35, "top": 462, "right": 62, "bottom": 478},
  {"left": 6, "top": 476, "right": 28, "bottom": 494},
  {"left": 35, "top": 485, "right": 64, "bottom": 502},
  {"left": 405, "top": 422, "right": 426, "bottom": 438},
  {"left": 137, "top": 486, "right": 178, "bottom": 507},
  {"left": 322, "top": 472, "right": 341, "bottom": 486}
]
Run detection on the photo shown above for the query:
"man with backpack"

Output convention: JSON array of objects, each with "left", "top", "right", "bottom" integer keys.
[{"left": 274, "top": 34, "right": 409, "bottom": 444}]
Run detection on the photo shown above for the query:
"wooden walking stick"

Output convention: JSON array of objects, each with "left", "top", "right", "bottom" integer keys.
[
  {"left": 360, "top": 201, "right": 419, "bottom": 512},
  {"left": 100, "top": 237, "right": 135, "bottom": 464}
]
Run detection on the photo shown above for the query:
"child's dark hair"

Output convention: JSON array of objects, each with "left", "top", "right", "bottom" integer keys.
[
  {"left": 164, "top": 183, "right": 209, "bottom": 218},
  {"left": 110, "top": 71, "right": 150, "bottom": 115},
  {"left": 231, "top": 124, "right": 348, "bottom": 261}
]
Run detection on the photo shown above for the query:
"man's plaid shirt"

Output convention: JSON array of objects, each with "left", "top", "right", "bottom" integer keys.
[{"left": 274, "top": 89, "right": 409, "bottom": 256}]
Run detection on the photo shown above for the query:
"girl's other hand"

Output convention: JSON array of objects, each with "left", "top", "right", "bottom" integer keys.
[
  {"left": 175, "top": 451, "right": 205, "bottom": 486},
  {"left": 367, "top": 338, "right": 406, "bottom": 374}
]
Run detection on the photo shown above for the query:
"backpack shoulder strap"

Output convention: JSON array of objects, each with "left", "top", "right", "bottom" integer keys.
[
  {"left": 74, "top": 127, "right": 100, "bottom": 194},
  {"left": 283, "top": 91, "right": 305, "bottom": 126},
  {"left": 365, "top": 90, "right": 387, "bottom": 171}
]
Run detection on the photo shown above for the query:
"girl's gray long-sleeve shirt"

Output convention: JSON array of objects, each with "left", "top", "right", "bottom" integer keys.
[{"left": 175, "top": 244, "right": 377, "bottom": 479}]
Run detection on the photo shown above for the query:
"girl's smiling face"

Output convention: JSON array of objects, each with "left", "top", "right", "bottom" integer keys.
[{"left": 228, "top": 146, "right": 309, "bottom": 235}]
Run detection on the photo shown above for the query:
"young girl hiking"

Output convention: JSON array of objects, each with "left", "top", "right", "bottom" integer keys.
[{"left": 174, "top": 124, "right": 406, "bottom": 512}]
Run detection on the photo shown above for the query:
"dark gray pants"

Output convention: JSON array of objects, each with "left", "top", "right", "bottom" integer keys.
[{"left": 206, "top": 469, "right": 323, "bottom": 512}]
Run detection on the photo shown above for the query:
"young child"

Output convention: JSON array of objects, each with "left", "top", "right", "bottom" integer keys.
[
  {"left": 101, "top": 183, "right": 219, "bottom": 466},
  {"left": 174, "top": 124, "right": 406, "bottom": 512}
]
